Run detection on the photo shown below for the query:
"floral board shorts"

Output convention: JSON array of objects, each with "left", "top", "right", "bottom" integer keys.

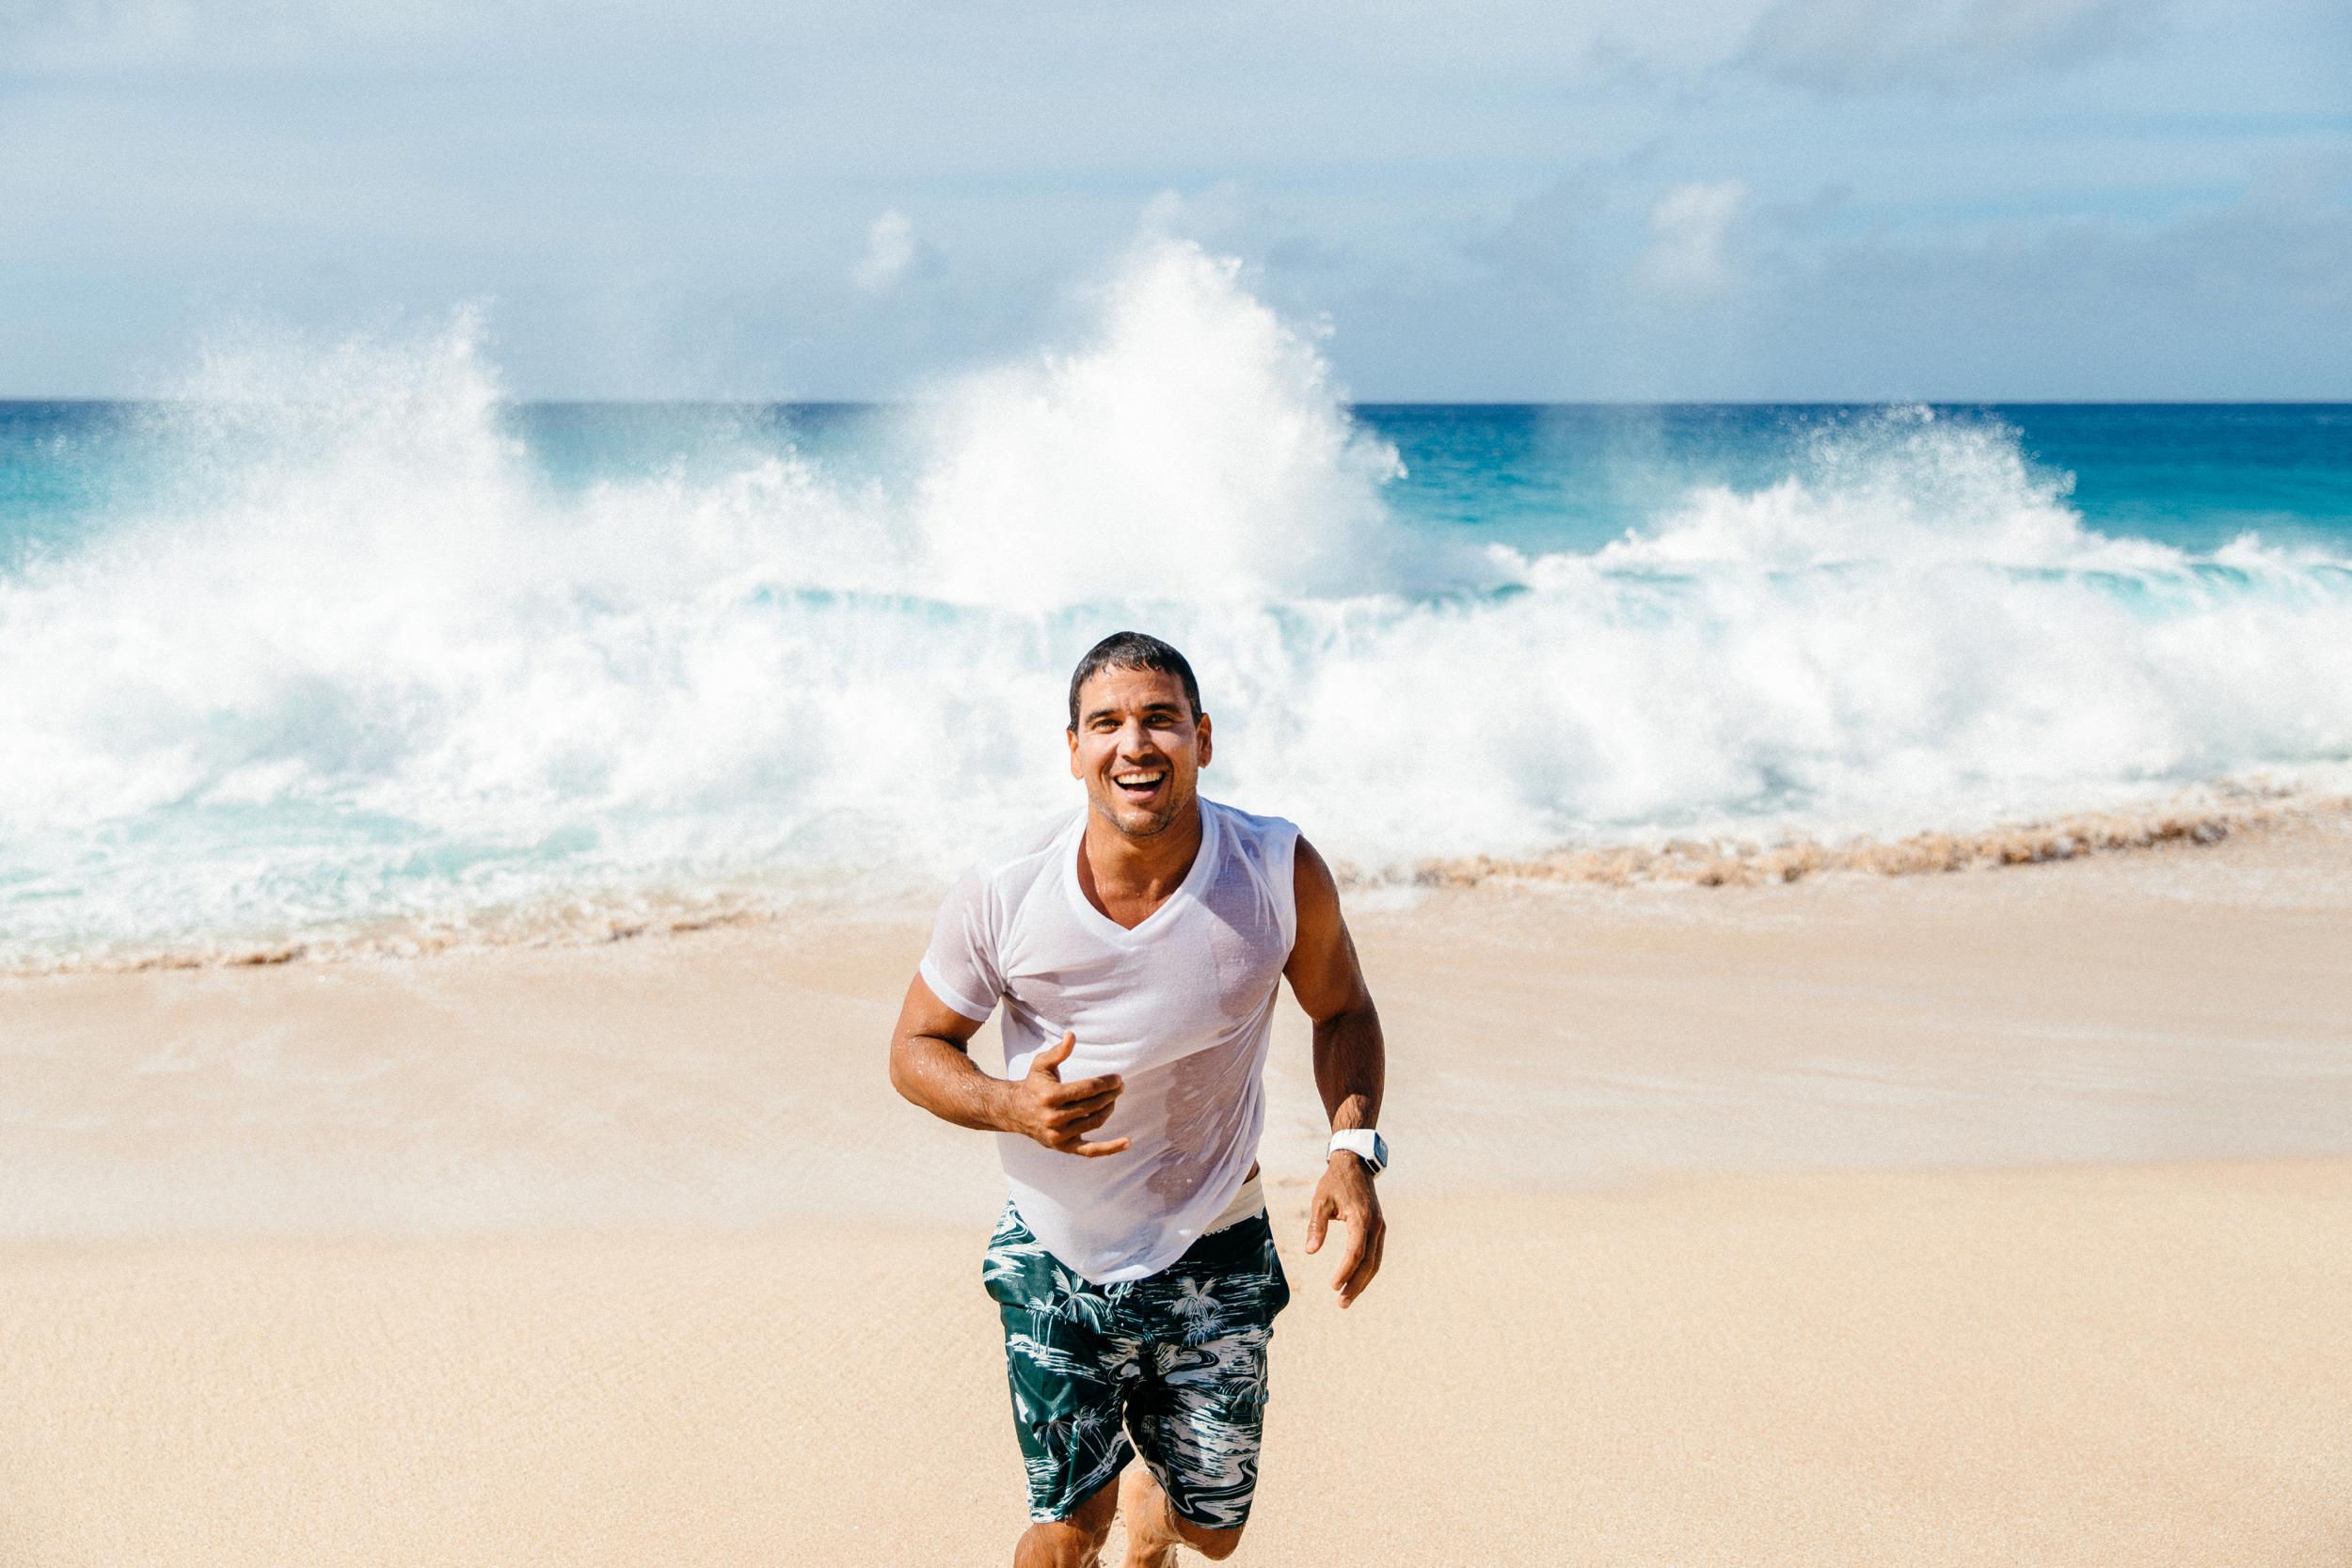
[{"left": 981, "top": 1201, "right": 1292, "bottom": 1528}]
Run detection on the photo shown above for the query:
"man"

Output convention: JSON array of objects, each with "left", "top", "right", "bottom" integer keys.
[{"left": 888, "top": 630, "right": 1390, "bottom": 1568}]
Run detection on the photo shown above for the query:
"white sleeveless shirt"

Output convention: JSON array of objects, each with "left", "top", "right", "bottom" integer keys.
[{"left": 919, "top": 797, "right": 1300, "bottom": 1283}]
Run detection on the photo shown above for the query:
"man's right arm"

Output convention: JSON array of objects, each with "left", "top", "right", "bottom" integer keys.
[{"left": 887, "top": 976, "right": 1131, "bottom": 1156}]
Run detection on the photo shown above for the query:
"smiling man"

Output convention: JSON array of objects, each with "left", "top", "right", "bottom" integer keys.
[{"left": 888, "top": 629, "right": 1390, "bottom": 1568}]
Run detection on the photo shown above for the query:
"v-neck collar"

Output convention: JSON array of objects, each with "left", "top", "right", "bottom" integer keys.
[{"left": 1064, "top": 800, "right": 1220, "bottom": 944}]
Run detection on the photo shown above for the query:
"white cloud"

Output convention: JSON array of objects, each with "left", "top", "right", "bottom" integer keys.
[
  {"left": 1637, "top": 180, "right": 1749, "bottom": 297},
  {"left": 1738, "top": 0, "right": 2174, "bottom": 93},
  {"left": 1330, "top": 159, "right": 2352, "bottom": 400},
  {"left": 851, "top": 209, "right": 919, "bottom": 293}
]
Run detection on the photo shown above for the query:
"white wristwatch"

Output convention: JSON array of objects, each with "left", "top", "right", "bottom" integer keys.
[{"left": 1327, "top": 1129, "right": 1389, "bottom": 1176}]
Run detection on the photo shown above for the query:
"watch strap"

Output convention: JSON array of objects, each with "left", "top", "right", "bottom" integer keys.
[{"left": 1327, "top": 1128, "right": 1388, "bottom": 1175}]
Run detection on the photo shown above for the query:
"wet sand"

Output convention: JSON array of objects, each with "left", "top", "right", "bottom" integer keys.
[{"left": 2, "top": 817, "right": 2348, "bottom": 1563}]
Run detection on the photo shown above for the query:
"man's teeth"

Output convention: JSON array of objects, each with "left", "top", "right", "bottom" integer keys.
[{"left": 1114, "top": 772, "right": 1165, "bottom": 787}]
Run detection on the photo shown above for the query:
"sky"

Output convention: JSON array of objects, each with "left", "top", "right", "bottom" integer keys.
[{"left": 1, "top": 0, "right": 2346, "bottom": 400}]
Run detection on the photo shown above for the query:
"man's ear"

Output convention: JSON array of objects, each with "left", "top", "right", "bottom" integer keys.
[
  {"left": 1067, "top": 726, "right": 1081, "bottom": 778},
  {"left": 1196, "top": 712, "right": 1213, "bottom": 769}
]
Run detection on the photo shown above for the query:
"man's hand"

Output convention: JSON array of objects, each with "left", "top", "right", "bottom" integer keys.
[
  {"left": 1305, "top": 1150, "right": 1385, "bottom": 1307},
  {"left": 1000, "top": 1032, "right": 1131, "bottom": 1158}
]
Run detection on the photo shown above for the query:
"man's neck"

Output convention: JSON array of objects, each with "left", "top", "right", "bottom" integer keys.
[{"left": 1079, "top": 798, "right": 1205, "bottom": 919}]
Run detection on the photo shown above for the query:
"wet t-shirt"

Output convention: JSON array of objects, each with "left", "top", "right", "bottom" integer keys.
[{"left": 918, "top": 798, "right": 1300, "bottom": 1283}]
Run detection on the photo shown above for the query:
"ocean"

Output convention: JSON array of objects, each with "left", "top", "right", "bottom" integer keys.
[{"left": 3, "top": 248, "right": 2348, "bottom": 972}]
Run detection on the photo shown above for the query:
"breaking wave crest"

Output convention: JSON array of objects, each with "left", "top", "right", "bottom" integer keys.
[{"left": 2, "top": 242, "right": 2349, "bottom": 969}]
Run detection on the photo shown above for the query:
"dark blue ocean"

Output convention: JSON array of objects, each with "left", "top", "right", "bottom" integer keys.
[{"left": 1, "top": 307, "right": 2346, "bottom": 969}]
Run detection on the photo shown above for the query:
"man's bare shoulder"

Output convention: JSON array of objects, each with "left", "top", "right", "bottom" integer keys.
[{"left": 1290, "top": 833, "right": 1343, "bottom": 920}]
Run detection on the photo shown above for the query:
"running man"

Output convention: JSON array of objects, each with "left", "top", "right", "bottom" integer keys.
[{"left": 888, "top": 630, "right": 1390, "bottom": 1567}]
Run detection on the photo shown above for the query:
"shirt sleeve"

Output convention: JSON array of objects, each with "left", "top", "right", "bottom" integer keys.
[{"left": 917, "top": 866, "right": 1004, "bottom": 1024}]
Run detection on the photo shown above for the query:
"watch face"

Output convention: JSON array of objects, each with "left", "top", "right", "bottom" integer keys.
[{"left": 1369, "top": 1132, "right": 1390, "bottom": 1172}]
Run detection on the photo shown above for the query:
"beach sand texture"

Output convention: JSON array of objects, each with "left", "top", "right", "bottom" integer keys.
[{"left": 3, "top": 820, "right": 2348, "bottom": 1564}]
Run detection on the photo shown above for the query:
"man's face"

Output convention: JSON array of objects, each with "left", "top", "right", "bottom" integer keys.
[{"left": 1067, "top": 665, "right": 1213, "bottom": 841}]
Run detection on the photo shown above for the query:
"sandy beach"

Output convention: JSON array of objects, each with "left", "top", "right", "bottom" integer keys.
[{"left": 4, "top": 818, "right": 2349, "bottom": 1564}]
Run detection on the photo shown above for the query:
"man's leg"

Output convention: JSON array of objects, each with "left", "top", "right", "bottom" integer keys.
[
  {"left": 1118, "top": 1461, "right": 1245, "bottom": 1565},
  {"left": 1116, "top": 1213, "right": 1289, "bottom": 1566},
  {"left": 985, "top": 1205, "right": 1140, "bottom": 1568},
  {"left": 1015, "top": 1470, "right": 1120, "bottom": 1568}
]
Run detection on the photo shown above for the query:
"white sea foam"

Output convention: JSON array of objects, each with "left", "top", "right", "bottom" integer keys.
[
  {"left": 1587, "top": 405, "right": 2182, "bottom": 573},
  {"left": 1, "top": 243, "right": 2348, "bottom": 966},
  {"left": 913, "top": 241, "right": 1425, "bottom": 606}
]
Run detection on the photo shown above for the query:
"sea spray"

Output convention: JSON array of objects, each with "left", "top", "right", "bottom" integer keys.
[{"left": 913, "top": 241, "right": 1426, "bottom": 606}]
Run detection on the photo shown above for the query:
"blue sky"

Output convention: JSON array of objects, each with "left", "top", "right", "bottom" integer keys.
[{"left": 2, "top": 0, "right": 2345, "bottom": 399}]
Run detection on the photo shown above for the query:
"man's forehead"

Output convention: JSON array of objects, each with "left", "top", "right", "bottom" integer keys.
[{"left": 1076, "top": 666, "right": 1193, "bottom": 718}]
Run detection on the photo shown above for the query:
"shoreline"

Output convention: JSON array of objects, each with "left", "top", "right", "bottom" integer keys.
[
  {"left": 3, "top": 801, "right": 2346, "bottom": 1243},
  {"left": 1410, "top": 782, "right": 2352, "bottom": 889},
  {"left": 8, "top": 773, "right": 2349, "bottom": 980}
]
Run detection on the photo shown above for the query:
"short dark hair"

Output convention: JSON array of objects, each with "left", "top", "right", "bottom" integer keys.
[{"left": 1067, "top": 631, "right": 1203, "bottom": 730}]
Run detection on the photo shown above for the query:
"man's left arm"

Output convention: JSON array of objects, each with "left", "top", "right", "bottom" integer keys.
[{"left": 1285, "top": 835, "right": 1387, "bottom": 1309}]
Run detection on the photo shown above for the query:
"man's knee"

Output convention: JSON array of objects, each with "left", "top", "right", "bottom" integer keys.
[
  {"left": 1015, "top": 1473, "right": 1120, "bottom": 1566},
  {"left": 1169, "top": 1519, "right": 1247, "bottom": 1561},
  {"left": 1015, "top": 1515, "right": 1111, "bottom": 1568}
]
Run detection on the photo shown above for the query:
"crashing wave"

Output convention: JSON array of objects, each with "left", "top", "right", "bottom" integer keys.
[{"left": 1, "top": 243, "right": 2348, "bottom": 965}]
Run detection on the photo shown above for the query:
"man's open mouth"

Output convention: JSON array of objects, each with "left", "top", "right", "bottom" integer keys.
[{"left": 1112, "top": 768, "right": 1167, "bottom": 801}]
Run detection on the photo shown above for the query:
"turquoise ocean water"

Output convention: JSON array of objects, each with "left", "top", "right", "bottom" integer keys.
[{"left": 2, "top": 305, "right": 2347, "bottom": 970}]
